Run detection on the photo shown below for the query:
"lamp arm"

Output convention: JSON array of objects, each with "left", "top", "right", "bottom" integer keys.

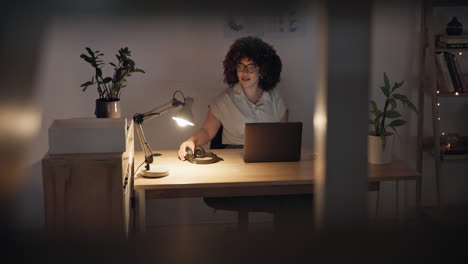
[
  {"left": 133, "top": 97, "right": 185, "bottom": 171},
  {"left": 143, "top": 100, "right": 173, "bottom": 116},
  {"left": 135, "top": 123, "right": 153, "bottom": 170},
  {"left": 141, "top": 101, "right": 177, "bottom": 123}
]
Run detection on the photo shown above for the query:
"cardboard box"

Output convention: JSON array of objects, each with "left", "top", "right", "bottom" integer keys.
[{"left": 48, "top": 118, "right": 129, "bottom": 154}]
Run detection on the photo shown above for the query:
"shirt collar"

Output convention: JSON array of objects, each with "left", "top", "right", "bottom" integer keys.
[
  {"left": 232, "top": 82, "right": 272, "bottom": 105},
  {"left": 233, "top": 83, "right": 243, "bottom": 95}
]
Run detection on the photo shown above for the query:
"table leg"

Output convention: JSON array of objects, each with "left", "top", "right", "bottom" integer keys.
[
  {"left": 415, "top": 177, "right": 422, "bottom": 214},
  {"left": 238, "top": 210, "right": 248, "bottom": 232},
  {"left": 395, "top": 180, "right": 399, "bottom": 222},
  {"left": 136, "top": 189, "right": 146, "bottom": 233},
  {"left": 375, "top": 188, "right": 380, "bottom": 221}
]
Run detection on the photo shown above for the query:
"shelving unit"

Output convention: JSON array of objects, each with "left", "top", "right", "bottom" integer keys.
[
  {"left": 42, "top": 120, "right": 135, "bottom": 239},
  {"left": 418, "top": 0, "right": 468, "bottom": 205}
]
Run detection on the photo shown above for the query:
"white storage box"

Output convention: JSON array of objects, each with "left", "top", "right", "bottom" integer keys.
[{"left": 48, "top": 118, "right": 130, "bottom": 154}]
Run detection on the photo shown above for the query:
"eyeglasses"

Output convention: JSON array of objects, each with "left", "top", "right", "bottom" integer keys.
[{"left": 236, "top": 63, "right": 258, "bottom": 73}]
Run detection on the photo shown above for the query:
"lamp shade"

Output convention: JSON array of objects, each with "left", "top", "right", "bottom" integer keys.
[{"left": 172, "top": 97, "right": 195, "bottom": 127}]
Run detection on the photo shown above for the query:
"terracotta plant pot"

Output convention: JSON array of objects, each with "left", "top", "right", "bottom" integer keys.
[
  {"left": 95, "top": 99, "right": 121, "bottom": 118},
  {"left": 368, "top": 133, "right": 394, "bottom": 164}
]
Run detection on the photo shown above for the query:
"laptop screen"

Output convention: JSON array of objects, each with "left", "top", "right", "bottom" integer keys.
[{"left": 243, "top": 122, "right": 302, "bottom": 162}]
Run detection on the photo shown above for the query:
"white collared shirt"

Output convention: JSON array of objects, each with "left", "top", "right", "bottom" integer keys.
[{"left": 210, "top": 83, "right": 288, "bottom": 145}]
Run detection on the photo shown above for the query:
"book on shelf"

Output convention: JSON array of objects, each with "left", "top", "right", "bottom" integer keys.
[
  {"left": 435, "top": 53, "right": 455, "bottom": 92},
  {"left": 443, "top": 52, "right": 464, "bottom": 92},
  {"left": 452, "top": 54, "right": 466, "bottom": 92},
  {"left": 464, "top": 74, "right": 468, "bottom": 90},
  {"left": 437, "top": 34, "right": 468, "bottom": 49},
  {"left": 445, "top": 43, "right": 468, "bottom": 49},
  {"left": 438, "top": 34, "right": 468, "bottom": 43},
  {"left": 437, "top": 41, "right": 468, "bottom": 49}
]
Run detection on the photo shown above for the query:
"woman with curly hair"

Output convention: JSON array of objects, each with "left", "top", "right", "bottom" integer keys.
[{"left": 178, "top": 36, "right": 288, "bottom": 159}]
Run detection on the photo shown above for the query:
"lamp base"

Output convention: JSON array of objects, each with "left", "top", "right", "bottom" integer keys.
[{"left": 140, "top": 165, "right": 169, "bottom": 178}]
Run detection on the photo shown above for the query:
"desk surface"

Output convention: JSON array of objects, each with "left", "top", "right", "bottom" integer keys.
[{"left": 133, "top": 149, "right": 421, "bottom": 199}]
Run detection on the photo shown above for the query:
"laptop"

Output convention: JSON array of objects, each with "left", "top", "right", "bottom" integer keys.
[{"left": 243, "top": 122, "right": 302, "bottom": 162}]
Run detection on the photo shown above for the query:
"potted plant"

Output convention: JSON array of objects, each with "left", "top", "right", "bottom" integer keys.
[
  {"left": 80, "top": 47, "right": 145, "bottom": 118},
  {"left": 368, "top": 72, "right": 418, "bottom": 164}
]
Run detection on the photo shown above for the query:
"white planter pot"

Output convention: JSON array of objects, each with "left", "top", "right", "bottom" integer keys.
[{"left": 368, "top": 133, "right": 394, "bottom": 164}]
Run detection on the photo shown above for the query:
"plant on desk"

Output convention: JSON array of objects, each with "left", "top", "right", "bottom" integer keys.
[
  {"left": 368, "top": 72, "right": 418, "bottom": 164},
  {"left": 80, "top": 47, "right": 145, "bottom": 118}
]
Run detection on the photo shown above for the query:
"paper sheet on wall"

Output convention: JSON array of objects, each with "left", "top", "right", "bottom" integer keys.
[{"left": 224, "top": 10, "right": 305, "bottom": 38}]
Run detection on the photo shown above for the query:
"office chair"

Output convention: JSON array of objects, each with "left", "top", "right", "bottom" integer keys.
[
  {"left": 203, "top": 126, "right": 314, "bottom": 232},
  {"left": 209, "top": 126, "right": 226, "bottom": 150}
]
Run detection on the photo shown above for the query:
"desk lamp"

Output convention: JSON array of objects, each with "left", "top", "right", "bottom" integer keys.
[{"left": 133, "top": 90, "right": 194, "bottom": 177}]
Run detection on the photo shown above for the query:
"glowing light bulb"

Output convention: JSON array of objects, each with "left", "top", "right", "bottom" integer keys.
[
  {"left": 455, "top": 92, "right": 459, "bottom": 96},
  {"left": 437, "top": 102, "right": 440, "bottom": 106},
  {"left": 437, "top": 90, "right": 440, "bottom": 94},
  {"left": 438, "top": 117, "right": 440, "bottom": 121},
  {"left": 172, "top": 117, "right": 194, "bottom": 127},
  {"left": 459, "top": 52, "right": 463, "bottom": 56}
]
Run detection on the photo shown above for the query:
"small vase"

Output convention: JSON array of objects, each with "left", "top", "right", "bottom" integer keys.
[
  {"left": 95, "top": 99, "right": 121, "bottom": 118},
  {"left": 446, "top": 17, "right": 463, "bottom": 36},
  {"left": 368, "top": 133, "right": 394, "bottom": 164}
]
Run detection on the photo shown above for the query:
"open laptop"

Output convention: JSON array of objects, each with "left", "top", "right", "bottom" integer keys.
[{"left": 243, "top": 122, "right": 302, "bottom": 162}]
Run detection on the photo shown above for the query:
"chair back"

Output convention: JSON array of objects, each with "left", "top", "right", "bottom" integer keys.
[{"left": 210, "top": 126, "right": 226, "bottom": 149}]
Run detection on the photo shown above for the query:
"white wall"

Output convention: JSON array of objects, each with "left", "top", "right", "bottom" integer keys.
[
  {"left": 368, "top": 0, "right": 421, "bottom": 217},
  {"left": 13, "top": 1, "right": 468, "bottom": 229},
  {"left": 18, "top": 3, "right": 318, "bottom": 229}
]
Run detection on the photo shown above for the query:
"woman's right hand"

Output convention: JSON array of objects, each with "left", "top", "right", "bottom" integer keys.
[{"left": 178, "top": 139, "right": 196, "bottom": 161}]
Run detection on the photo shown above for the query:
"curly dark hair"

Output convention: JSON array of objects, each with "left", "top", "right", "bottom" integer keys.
[{"left": 223, "top": 36, "right": 282, "bottom": 91}]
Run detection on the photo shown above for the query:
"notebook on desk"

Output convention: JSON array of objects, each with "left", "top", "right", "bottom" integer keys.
[{"left": 243, "top": 122, "right": 302, "bottom": 162}]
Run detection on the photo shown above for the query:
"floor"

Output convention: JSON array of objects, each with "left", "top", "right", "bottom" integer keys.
[
  {"left": 5, "top": 205, "right": 468, "bottom": 264},
  {"left": 125, "top": 206, "right": 468, "bottom": 263}
]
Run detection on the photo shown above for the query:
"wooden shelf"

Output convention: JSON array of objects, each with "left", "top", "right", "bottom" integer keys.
[
  {"left": 424, "top": 150, "right": 468, "bottom": 164},
  {"left": 441, "top": 157, "right": 468, "bottom": 163},
  {"left": 436, "top": 91, "right": 468, "bottom": 97},
  {"left": 435, "top": 48, "right": 468, "bottom": 52},
  {"left": 422, "top": 137, "right": 468, "bottom": 163}
]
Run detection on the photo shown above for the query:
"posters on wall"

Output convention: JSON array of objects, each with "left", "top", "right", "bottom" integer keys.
[{"left": 224, "top": 9, "right": 305, "bottom": 38}]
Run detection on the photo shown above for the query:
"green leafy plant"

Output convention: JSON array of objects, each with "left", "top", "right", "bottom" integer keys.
[
  {"left": 369, "top": 72, "right": 418, "bottom": 150},
  {"left": 80, "top": 47, "right": 145, "bottom": 101}
]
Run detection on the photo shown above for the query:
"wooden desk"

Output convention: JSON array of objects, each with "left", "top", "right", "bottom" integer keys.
[{"left": 133, "top": 149, "right": 421, "bottom": 232}]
